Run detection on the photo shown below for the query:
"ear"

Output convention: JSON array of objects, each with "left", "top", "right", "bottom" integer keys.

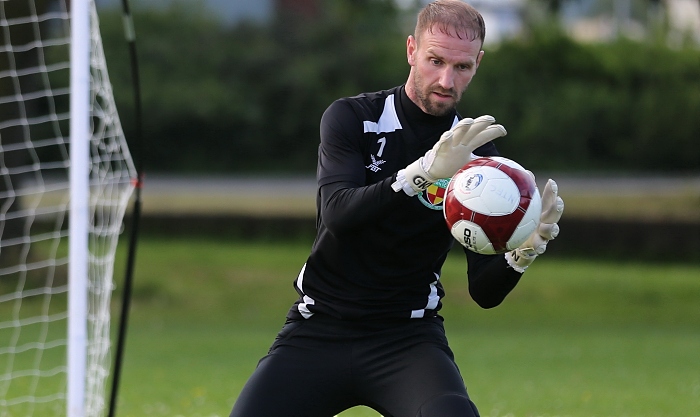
[
  {"left": 407, "top": 35, "right": 417, "bottom": 66},
  {"left": 475, "top": 50, "right": 484, "bottom": 69}
]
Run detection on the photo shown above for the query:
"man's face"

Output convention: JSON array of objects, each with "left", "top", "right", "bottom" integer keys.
[{"left": 406, "top": 27, "right": 484, "bottom": 116}]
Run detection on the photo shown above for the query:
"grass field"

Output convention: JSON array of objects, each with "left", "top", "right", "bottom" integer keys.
[{"left": 106, "top": 237, "right": 700, "bottom": 417}]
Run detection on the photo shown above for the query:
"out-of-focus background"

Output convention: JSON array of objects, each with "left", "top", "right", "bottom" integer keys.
[
  {"left": 95, "top": 0, "right": 700, "bottom": 174},
  {"left": 93, "top": 1, "right": 700, "bottom": 416},
  {"left": 92, "top": 0, "right": 700, "bottom": 260}
]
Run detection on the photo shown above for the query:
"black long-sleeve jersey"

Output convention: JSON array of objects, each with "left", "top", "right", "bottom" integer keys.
[{"left": 286, "top": 85, "right": 523, "bottom": 321}]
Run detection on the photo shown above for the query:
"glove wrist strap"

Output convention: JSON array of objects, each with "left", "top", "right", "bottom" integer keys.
[
  {"left": 393, "top": 159, "right": 435, "bottom": 196},
  {"left": 505, "top": 249, "right": 537, "bottom": 273},
  {"left": 391, "top": 169, "right": 420, "bottom": 196}
]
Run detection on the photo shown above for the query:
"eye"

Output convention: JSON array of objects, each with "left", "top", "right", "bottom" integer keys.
[{"left": 430, "top": 58, "right": 442, "bottom": 66}]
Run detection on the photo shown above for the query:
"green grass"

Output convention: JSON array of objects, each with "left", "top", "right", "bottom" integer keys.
[{"left": 106, "top": 237, "right": 700, "bottom": 417}]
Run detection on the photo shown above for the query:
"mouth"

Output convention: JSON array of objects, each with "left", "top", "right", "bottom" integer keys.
[{"left": 431, "top": 91, "right": 454, "bottom": 100}]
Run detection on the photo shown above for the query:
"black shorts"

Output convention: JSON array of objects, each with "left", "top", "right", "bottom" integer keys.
[{"left": 230, "top": 315, "right": 480, "bottom": 417}]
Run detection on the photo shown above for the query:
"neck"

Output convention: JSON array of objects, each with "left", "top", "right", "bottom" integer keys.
[
  {"left": 400, "top": 85, "right": 454, "bottom": 126},
  {"left": 404, "top": 72, "right": 423, "bottom": 113}
]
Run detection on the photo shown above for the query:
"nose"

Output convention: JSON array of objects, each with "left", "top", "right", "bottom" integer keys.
[{"left": 437, "top": 67, "right": 455, "bottom": 91}]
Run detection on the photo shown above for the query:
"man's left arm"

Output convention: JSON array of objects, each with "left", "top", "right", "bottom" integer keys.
[
  {"left": 465, "top": 251, "right": 523, "bottom": 308},
  {"left": 466, "top": 178, "right": 564, "bottom": 308}
]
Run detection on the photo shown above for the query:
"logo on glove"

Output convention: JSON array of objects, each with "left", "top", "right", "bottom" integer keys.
[
  {"left": 418, "top": 178, "right": 449, "bottom": 211},
  {"left": 412, "top": 176, "right": 432, "bottom": 191}
]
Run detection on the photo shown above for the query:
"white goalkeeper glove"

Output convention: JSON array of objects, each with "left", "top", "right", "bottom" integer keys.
[
  {"left": 505, "top": 178, "right": 564, "bottom": 273},
  {"left": 392, "top": 115, "right": 507, "bottom": 196}
]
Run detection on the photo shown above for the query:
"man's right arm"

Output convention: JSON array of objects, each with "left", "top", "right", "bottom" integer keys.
[
  {"left": 319, "top": 178, "right": 409, "bottom": 235},
  {"left": 317, "top": 99, "right": 410, "bottom": 235}
]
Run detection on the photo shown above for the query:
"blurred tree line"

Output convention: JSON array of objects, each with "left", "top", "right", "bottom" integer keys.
[{"left": 98, "top": 0, "right": 700, "bottom": 174}]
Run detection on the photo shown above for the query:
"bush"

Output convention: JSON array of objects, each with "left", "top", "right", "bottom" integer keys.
[
  {"left": 462, "top": 27, "right": 700, "bottom": 172},
  {"left": 99, "top": 2, "right": 700, "bottom": 174}
]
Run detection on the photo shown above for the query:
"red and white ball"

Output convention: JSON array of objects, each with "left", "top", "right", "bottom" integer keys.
[{"left": 443, "top": 157, "right": 542, "bottom": 255}]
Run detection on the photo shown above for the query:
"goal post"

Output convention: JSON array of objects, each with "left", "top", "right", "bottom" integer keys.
[
  {"left": 68, "top": 0, "right": 91, "bottom": 416},
  {"left": 0, "top": 1, "right": 136, "bottom": 416}
]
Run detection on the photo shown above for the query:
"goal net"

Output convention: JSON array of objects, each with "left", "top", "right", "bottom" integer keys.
[{"left": 0, "top": 1, "right": 136, "bottom": 416}]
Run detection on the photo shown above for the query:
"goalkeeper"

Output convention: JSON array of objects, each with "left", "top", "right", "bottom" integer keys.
[{"left": 230, "top": 1, "right": 563, "bottom": 416}]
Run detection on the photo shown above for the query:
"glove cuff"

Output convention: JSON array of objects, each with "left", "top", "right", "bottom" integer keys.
[
  {"left": 391, "top": 169, "right": 420, "bottom": 196},
  {"left": 392, "top": 159, "right": 435, "bottom": 196},
  {"left": 504, "top": 249, "right": 537, "bottom": 273}
]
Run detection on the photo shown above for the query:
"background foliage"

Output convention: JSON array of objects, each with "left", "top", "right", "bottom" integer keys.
[
  {"left": 465, "top": 26, "right": 700, "bottom": 172},
  {"left": 98, "top": 0, "right": 700, "bottom": 174}
]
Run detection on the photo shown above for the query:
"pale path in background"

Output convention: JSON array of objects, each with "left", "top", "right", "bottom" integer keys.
[{"left": 140, "top": 174, "right": 700, "bottom": 222}]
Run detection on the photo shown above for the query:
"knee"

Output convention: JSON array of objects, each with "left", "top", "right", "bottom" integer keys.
[{"left": 418, "top": 393, "right": 479, "bottom": 417}]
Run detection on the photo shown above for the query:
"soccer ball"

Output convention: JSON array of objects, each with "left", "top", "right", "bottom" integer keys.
[{"left": 443, "top": 157, "right": 542, "bottom": 255}]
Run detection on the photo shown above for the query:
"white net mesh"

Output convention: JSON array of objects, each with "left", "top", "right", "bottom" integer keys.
[{"left": 0, "top": 1, "right": 136, "bottom": 416}]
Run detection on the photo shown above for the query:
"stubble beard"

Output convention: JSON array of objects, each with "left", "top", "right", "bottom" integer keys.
[{"left": 411, "top": 71, "right": 462, "bottom": 117}]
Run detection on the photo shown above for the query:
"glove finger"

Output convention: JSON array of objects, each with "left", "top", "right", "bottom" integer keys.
[
  {"left": 537, "top": 222, "right": 560, "bottom": 240},
  {"left": 473, "top": 114, "right": 496, "bottom": 123},
  {"left": 531, "top": 233, "right": 549, "bottom": 255},
  {"left": 520, "top": 233, "right": 548, "bottom": 255},
  {"left": 462, "top": 124, "right": 507, "bottom": 150},
  {"left": 541, "top": 179, "right": 558, "bottom": 208},
  {"left": 535, "top": 241, "right": 548, "bottom": 255},
  {"left": 542, "top": 196, "right": 564, "bottom": 224},
  {"left": 448, "top": 118, "right": 474, "bottom": 143},
  {"left": 437, "top": 129, "right": 454, "bottom": 145},
  {"left": 541, "top": 179, "right": 564, "bottom": 224},
  {"left": 470, "top": 115, "right": 496, "bottom": 133},
  {"left": 429, "top": 128, "right": 456, "bottom": 161},
  {"left": 454, "top": 117, "right": 475, "bottom": 129},
  {"left": 452, "top": 115, "right": 495, "bottom": 145}
]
